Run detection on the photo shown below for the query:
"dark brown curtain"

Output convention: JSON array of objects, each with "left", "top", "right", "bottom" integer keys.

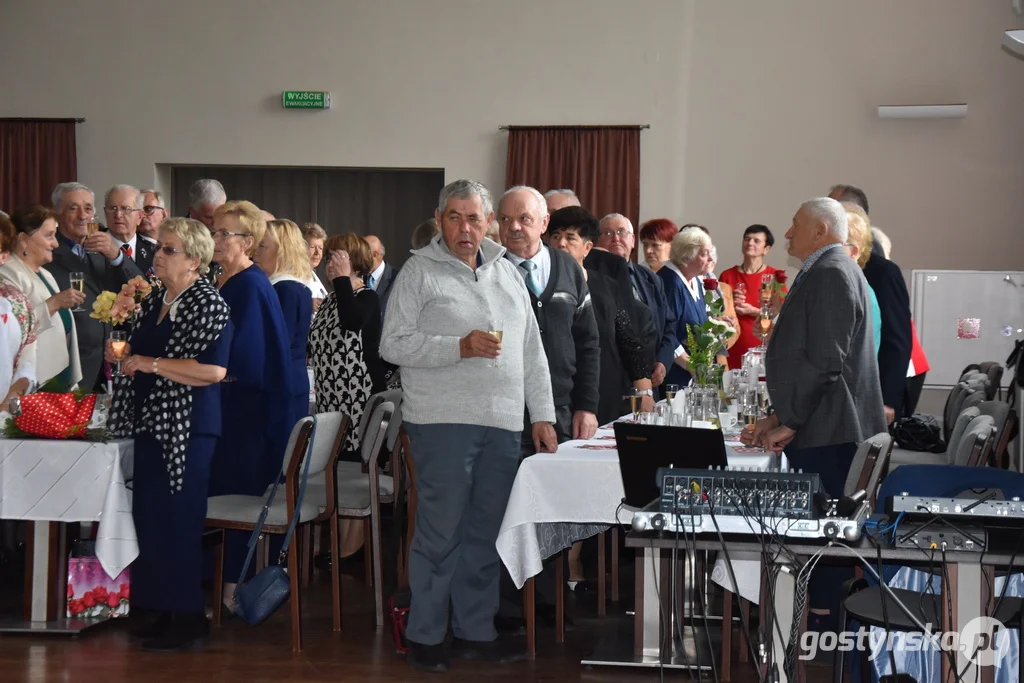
[
  {"left": 504, "top": 126, "right": 641, "bottom": 228},
  {"left": 0, "top": 120, "right": 78, "bottom": 211}
]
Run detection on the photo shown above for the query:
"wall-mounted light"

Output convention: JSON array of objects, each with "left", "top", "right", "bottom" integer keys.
[{"left": 876, "top": 104, "right": 968, "bottom": 119}]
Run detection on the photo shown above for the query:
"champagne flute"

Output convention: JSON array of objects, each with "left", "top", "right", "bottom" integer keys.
[
  {"left": 757, "top": 307, "right": 773, "bottom": 348},
  {"left": 623, "top": 389, "right": 643, "bottom": 421},
  {"left": 109, "top": 331, "right": 128, "bottom": 376},
  {"left": 69, "top": 272, "right": 85, "bottom": 311},
  {"left": 760, "top": 272, "right": 775, "bottom": 304},
  {"left": 488, "top": 318, "right": 503, "bottom": 368},
  {"left": 664, "top": 383, "right": 680, "bottom": 408}
]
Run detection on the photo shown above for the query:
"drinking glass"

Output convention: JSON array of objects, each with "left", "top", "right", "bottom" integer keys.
[
  {"left": 624, "top": 389, "right": 643, "bottom": 421},
  {"left": 653, "top": 402, "right": 669, "bottom": 425},
  {"left": 756, "top": 307, "right": 773, "bottom": 348},
  {"left": 109, "top": 331, "right": 128, "bottom": 376},
  {"left": 69, "top": 272, "right": 85, "bottom": 311},
  {"left": 757, "top": 381, "right": 771, "bottom": 416},
  {"left": 760, "top": 272, "right": 775, "bottom": 304},
  {"left": 488, "top": 319, "right": 503, "bottom": 367},
  {"left": 664, "top": 383, "right": 680, "bottom": 408},
  {"left": 637, "top": 411, "right": 655, "bottom": 426},
  {"left": 741, "top": 388, "right": 760, "bottom": 429}
]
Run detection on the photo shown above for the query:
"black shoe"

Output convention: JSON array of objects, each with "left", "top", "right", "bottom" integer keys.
[
  {"left": 130, "top": 612, "right": 172, "bottom": 641},
  {"left": 314, "top": 552, "right": 332, "bottom": 573},
  {"left": 140, "top": 614, "right": 210, "bottom": 653},
  {"left": 407, "top": 641, "right": 448, "bottom": 673},
  {"left": 450, "top": 637, "right": 527, "bottom": 664},
  {"left": 537, "top": 605, "right": 574, "bottom": 630}
]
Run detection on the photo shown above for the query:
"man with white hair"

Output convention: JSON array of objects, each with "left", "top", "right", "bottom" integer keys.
[
  {"left": 543, "top": 188, "right": 581, "bottom": 213},
  {"left": 45, "top": 181, "right": 144, "bottom": 390},
  {"left": 364, "top": 234, "right": 397, "bottom": 318},
  {"left": 103, "top": 184, "right": 154, "bottom": 273},
  {"left": 138, "top": 189, "right": 167, "bottom": 244},
  {"left": 499, "top": 185, "right": 600, "bottom": 446},
  {"left": 187, "top": 179, "right": 226, "bottom": 230},
  {"left": 745, "top": 197, "right": 885, "bottom": 629}
]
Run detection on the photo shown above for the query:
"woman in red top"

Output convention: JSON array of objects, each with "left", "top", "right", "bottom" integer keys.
[{"left": 719, "top": 224, "right": 786, "bottom": 368}]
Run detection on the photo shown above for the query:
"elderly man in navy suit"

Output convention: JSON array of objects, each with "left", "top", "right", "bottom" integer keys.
[{"left": 103, "top": 184, "right": 155, "bottom": 274}]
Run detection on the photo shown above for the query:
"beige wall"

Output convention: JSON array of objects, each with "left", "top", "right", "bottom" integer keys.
[{"left": 2, "top": 0, "right": 1023, "bottom": 272}]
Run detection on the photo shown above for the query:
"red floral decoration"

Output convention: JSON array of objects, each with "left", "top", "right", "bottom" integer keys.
[{"left": 14, "top": 393, "right": 98, "bottom": 439}]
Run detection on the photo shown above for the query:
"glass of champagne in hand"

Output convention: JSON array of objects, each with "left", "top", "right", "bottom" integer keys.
[
  {"left": 757, "top": 306, "right": 773, "bottom": 348},
  {"left": 110, "top": 331, "right": 128, "bottom": 376},
  {"left": 488, "top": 319, "right": 503, "bottom": 367},
  {"left": 69, "top": 272, "right": 85, "bottom": 311}
]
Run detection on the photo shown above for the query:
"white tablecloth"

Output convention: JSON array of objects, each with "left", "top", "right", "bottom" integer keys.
[
  {"left": 497, "top": 421, "right": 778, "bottom": 589},
  {"left": 0, "top": 437, "right": 137, "bottom": 579}
]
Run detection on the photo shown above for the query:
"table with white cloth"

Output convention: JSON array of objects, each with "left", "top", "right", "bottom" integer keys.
[
  {"left": 0, "top": 436, "right": 136, "bottom": 631},
  {"left": 497, "top": 420, "right": 778, "bottom": 590}
]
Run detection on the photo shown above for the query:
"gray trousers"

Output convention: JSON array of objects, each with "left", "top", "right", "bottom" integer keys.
[{"left": 404, "top": 422, "right": 521, "bottom": 646}]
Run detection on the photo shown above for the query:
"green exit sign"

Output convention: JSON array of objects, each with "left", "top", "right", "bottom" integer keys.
[{"left": 281, "top": 91, "right": 331, "bottom": 109}]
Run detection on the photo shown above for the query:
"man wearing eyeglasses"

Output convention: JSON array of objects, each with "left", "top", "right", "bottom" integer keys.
[
  {"left": 138, "top": 189, "right": 167, "bottom": 245},
  {"left": 593, "top": 214, "right": 677, "bottom": 391},
  {"left": 104, "top": 185, "right": 154, "bottom": 274}
]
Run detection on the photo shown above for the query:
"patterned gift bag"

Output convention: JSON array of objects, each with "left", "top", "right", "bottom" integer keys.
[{"left": 66, "top": 555, "right": 130, "bottom": 619}]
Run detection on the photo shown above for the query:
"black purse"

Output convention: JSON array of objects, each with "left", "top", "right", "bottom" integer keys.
[{"left": 233, "top": 417, "right": 317, "bottom": 625}]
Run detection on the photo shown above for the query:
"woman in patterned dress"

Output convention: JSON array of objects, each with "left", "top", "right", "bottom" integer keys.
[
  {"left": 0, "top": 213, "right": 40, "bottom": 405},
  {"left": 307, "top": 232, "right": 384, "bottom": 563}
]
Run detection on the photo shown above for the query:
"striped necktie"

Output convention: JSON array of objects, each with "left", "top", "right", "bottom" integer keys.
[{"left": 121, "top": 243, "right": 133, "bottom": 258}]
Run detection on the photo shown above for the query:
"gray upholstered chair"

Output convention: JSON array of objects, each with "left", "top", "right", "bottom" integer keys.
[
  {"left": 205, "top": 412, "right": 350, "bottom": 650},
  {"left": 329, "top": 399, "right": 396, "bottom": 629},
  {"left": 979, "top": 400, "right": 1017, "bottom": 468},
  {"left": 890, "top": 406, "right": 981, "bottom": 469},
  {"left": 953, "top": 414, "right": 997, "bottom": 467}
]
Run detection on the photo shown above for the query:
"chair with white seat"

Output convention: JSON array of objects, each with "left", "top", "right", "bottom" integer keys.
[
  {"left": 331, "top": 399, "right": 396, "bottom": 629},
  {"left": 205, "top": 412, "right": 350, "bottom": 650}
]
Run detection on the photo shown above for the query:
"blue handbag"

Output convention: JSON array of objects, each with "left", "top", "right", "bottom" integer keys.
[{"left": 233, "top": 417, "right": 317, "bottom": 625}]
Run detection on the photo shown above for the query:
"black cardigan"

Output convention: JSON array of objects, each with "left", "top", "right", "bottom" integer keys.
[
  {"left": 508, "top": 247, "right": 600, "bottom": 413},
  {"left": 332, "top": 277, "right": 386, "bottom": 394}
]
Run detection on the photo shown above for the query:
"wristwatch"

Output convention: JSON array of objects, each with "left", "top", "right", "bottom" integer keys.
[{"left": 636, "top": 389, "right": 654, "bottom": 397}]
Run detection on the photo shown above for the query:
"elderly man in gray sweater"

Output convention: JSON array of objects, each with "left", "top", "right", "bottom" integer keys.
[{"left": 381, "top": 179, "right": 558, "bottom": 672}]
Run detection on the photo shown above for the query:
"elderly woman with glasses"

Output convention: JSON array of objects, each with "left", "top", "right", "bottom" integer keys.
[
  {"left": 656, "top": 226, "right": 717, "bottom": 387},
  {"left": 208, "top": 201, "right": 298, "bottom": 611},
  {"left": 107, "top": 218, "right": 233, "bottom": 651},
  {"left": 300, "top": 222, "right": 328, "bottom": 311}
]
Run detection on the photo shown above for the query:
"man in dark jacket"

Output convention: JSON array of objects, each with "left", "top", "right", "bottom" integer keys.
[{"left": 498, "top": 185, "right": 600, "bottom": 446}]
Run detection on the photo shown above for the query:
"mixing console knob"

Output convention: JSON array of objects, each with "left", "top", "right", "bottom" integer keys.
[{"left": 651, "top": 514, "right": 666, "bottom": 531}]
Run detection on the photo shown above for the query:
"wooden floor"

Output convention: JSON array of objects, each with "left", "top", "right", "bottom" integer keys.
[{"left": 0, "top": 561, "right": 832, "bottom": 683}]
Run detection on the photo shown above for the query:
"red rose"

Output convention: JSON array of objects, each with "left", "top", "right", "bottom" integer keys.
[
  {"left": 703, "top": 278, "right": 719, "bottom": 291},
  {"left": 92, "top": 586, "right": 108, "bottom": 601},
  {"left": 68, "top": 599, "right": 84, "bottom": 616},
  {"left": 119, "top": 583, "right": 130, "bottom": 600},
  {"left": 774, "top": 271, "right": 788, "bottom": 284},
  {"left": 82, "top": 592, "right": 96, "bottom": 608},
  {"left": 106, "top": 593, "right": 120, "bottom": 609}
]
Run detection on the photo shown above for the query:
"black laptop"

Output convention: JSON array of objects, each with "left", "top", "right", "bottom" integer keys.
[{"left": 613, "top": 422, "right": 729, "bottom": 507}]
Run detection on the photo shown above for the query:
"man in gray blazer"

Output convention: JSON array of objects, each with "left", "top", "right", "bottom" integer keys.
[
  {"left": 744, "top": 197, "right": 886, "bottom": 627},
  {"left": 46, "top": 182, "right": 144, "bottom": 391}
]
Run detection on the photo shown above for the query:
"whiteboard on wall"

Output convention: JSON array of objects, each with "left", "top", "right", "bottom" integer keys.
[{"left": 911, "top": 270, "right": 1024, "bottom": 389}]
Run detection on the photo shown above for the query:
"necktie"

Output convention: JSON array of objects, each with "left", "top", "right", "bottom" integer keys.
[
  {"left": 367, "top": 274, "right": 375, "bottom": 290},
  {"left": 72, "top": 243, "right": 85, "bottom": 259},
  {"left": 519, "top": 260, "right": 542, "bottom": 297},
  {"left": 121, "top": 244, "right": 133, "bottom": 258}
]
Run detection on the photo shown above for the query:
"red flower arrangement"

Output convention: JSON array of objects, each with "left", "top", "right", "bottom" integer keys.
[
  {"left": 66, "top": 560, "right": 131, "bottom": 620},
  {"left": 703, "top": 277, "right": 719, "bottom": 292}
]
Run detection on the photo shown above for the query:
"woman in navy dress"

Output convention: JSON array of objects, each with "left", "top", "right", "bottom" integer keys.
[
  {"left": 207, "top": 201, "right": 297, "bottom": 608},
  {"left": 107, "top": 218, "right": 232, "bottom": 651},
  {"left": 656, "top": 226, "right": 714, "bottom": 386},
  {"left": 254, "top": 218, "right": 311, "bottom": 421}
]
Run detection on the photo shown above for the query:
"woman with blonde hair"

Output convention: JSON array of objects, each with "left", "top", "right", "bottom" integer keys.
[
  {"left": 106, "top": 218, "right": 233, "bottom": 650},
  {"left": 255, "top": 219, "right": 312, "bottom": 425},
  {"left": 842, "top": 205, "right": 881, "bottom": 355},
  {"left": 209, "top": 201, "right": 299, "bottom": 612},
  {"left": 300, "top": 222, "right": 328, "bottom": 309}
]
